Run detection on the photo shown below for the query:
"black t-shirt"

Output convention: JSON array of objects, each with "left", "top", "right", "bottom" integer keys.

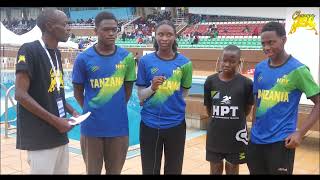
[
  {"left": 204, "top": 73, "right": 254, "bottom": 153},
  {"left": 16, "top": 40, "right": 69, "bottom": 150}
]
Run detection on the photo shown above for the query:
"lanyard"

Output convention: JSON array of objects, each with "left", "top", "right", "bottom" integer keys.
[{"left": 39, "top": 39, "right": 60, "bottom": 91}]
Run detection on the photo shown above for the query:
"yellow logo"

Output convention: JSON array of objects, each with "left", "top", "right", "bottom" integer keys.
[
  {"left": 116, "top": 63, "right": 126, "bottom": 70},
  {"left": 258, "top": 90, "right": 289, "bottom": 102},
  {"left": 289, "top": 10, "right": 318, "bottom": 35},
  {"left": 239, "top": 152, "right": 245, "bottom": 160},
  {"left": 173, "top": 68, "right": 182, "bottom": 76},
  {"left": 48, "top": 68, "right": 64, "bottom": 93},
  {"left": 277, "top": 75, "right": 289, "bottom": 85},
  {"left": 158, "top": 80, "right": 180, "bottom": 91},
  {"left": 90, "top": 77, "right": 123, "bottom": 89},
  {"left": 18, "top": 55, "right": 26, "bottom": 63}
]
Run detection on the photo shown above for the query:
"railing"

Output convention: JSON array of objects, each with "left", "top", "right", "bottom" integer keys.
[
  {"left": 177, "top": 23, "right": 188, "bottom": 34},
  {"left": 122, "top": 16, "right": 141, "bottom": 30},
  {"left": 175, "top": 17, "right": 186, "bottom": 25},
  {"left": 69, "top": 24, "right": 95, "bottom": 29},
  {"left": 1, "top": 84, "right": 17, "bottom": 138}
]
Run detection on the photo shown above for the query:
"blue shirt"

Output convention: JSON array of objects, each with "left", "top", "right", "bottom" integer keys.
[
  {"left": 136, "top": 52, "right": 193, "bottom": 129},
  {"left": 251, "top": 56, "right": 319, "bottom": 144},
  {"left": 72, "top": 45, "right": 136, "bottom": 137}
]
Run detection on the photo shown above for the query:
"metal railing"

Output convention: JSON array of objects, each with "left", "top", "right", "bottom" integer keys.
[
  {"left": 1, "top": 84, "right": 17, "bottom": 138},
  {"left": 69, "top": 24, "right": 95, "bottom": 29}
]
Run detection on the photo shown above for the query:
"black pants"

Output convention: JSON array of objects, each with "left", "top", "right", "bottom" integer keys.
[
  {"left": 247, "top": 141, "right": 295, "bottom": 175},
  {"left": 140, "top": 121, "right": 186, "bottom": 175}
]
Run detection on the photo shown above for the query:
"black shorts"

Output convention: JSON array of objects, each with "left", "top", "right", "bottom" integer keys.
[
  {"left": 206, "top": 150, "right": 247, "bottom": 165},
  {"left": 247, "top": 141, "right": 295, "bottom": 174}
]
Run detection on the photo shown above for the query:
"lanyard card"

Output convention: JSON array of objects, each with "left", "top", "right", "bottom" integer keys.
[{"left": 56, "top": 97, "right": 65, "bottom": 118}]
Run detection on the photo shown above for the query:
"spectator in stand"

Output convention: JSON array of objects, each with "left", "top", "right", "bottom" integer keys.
[
  {"left": 209, "top": 31, "right": 215, "bottom": 39},
  {"left": 252, "top": 26, "right": 259, "bottom": 36},
  {"left": 186, "top": 34, "right": 191, "bottom": 43},
  {"left": 151, "top": 30, "right": 156, "bottom": 43},
  {"left": 127, "top": 32, "right": 131, "bottom": 39},
  {"left": 191, "top": 35, "right": 199, "bottom": 45},
  {"left": 147, "top": 35, "right": 152, "bottom": 44},
  {"left": 78, "top": 39, "right": 84, "bottom": 49},
  {"left": 137, "top": 36, "right": 143, "bottom": 44},
  {"left": 138, "top": 29, "right": 143, "bottom": 37},
  {"left": 190, "top": 31, "right": 194, "bottom": 38},
  {"left": 122, "top": 31, "right": 126, "bottom": 41},
  {"left": 142, "top": 36, "right": 148, "bottom": 44},
  {"left": 3, "top": 18, "right": 37, "bottom": 35},
  {"left": 194, "top": 24, "right": 199, "bottom": 30},
  {"left": 242, "top": 25, "right": 251, "bottom": 34},
  {"left": 130, "top": 32, "right": 135, "bottom": 39},
  {"left": 70, "top": 33, "right": 76, "bottom": 42},
  {"left": 134, "top": 52, "right": 139, "bottom": 67},
  {"left": 71, "top": 33, "right": 75, "bottom": 39},
  {"left": 177, "top": 34, "right": 181, "bottom": 41},
  {"left": 212, "top": 24, "right": 216, "bottom": 30},
  {"left": 214, "top": 29, "right": 219, "bottom": 38}
]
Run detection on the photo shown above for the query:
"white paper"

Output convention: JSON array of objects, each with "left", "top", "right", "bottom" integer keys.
[{"left": 69, "top": 112, "right": 91, "bottom": 125}]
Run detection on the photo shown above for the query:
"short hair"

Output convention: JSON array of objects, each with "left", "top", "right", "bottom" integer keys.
[
  {"left": 153, "top": 20, "right": 178, "bottom": 52},
  {"left": 261, "top": 21, "right": 286, "bottom": 37},
  {"left": 223, "top": 45, "right": 241, "bottom": 57},
  {"left": 37, "top": 8, "right": 58, "bottom": 33},
  {"left": 95, "top": 11, "right": 118, "bottom": 28}
]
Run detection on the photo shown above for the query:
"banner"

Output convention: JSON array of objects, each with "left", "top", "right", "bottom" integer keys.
[{"left": 285, "top": 8, "right": 319, "bottom": 105}]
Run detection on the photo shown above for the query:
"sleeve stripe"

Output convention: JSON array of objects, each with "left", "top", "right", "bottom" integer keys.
[
  {"left": 182, "top": 85, "right": 191, "bottom": 89},
  {"left": 135, "top": 83, "right": 147, "bottom": 87}
]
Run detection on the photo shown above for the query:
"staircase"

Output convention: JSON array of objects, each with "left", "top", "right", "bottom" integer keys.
[
  {"left": 175, "top": 8, "right": 188, "bottom": 34},
  {"left": 174, "top": 8, "right": 187, "bottom": 26}
]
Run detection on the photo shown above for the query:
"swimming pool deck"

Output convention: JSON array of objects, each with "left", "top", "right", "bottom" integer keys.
[
  {"left": 1, "top": 123, "right": 319, "bottom": 175},
  {"left": 0, "top": 70, "right": 318, "bottom": 174}
]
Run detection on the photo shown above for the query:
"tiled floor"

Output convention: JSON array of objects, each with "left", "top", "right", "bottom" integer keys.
[{"left": 1, "top": 127, "right": 319, "bottom": 175}]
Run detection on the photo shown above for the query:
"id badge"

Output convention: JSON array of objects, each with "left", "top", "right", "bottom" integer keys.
[{"left": 56, "top": 97, "right": 65, "bottom": 117}]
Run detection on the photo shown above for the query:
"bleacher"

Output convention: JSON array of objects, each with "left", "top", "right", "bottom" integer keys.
[
  {"left": 177, "top": 20, "right": 286, "bottom": 49},
  {"left": 112, "top": 37, "right": 262, "bottom": 50},
  {"left": 217, "top": 23, "right": 263, "bottom": 36},
  {"left": 182, "top": 22, "right": 285, "bottom": 37},
  {"left": 183, "top": 25, "right": 208, "bottom": 36},
  {"left": 72, "top": 16, "right": 285, "bottom": 50},
  {"left": 115, "top": 39, "right": 148, "bottom": 48},
  {"left": 74, "top": 35, "right": 262, "bottom": 50},
  {"left": 177, "top": 37, "right": 262, "bottom": 49}
]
